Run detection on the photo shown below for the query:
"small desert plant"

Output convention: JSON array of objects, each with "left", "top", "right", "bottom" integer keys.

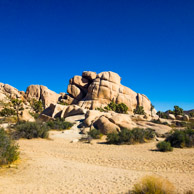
[
  {"left": 0, "top": 108, "right": 16, "bottom": 117},
  {"left": 46, "top": 118, "right": 73, "bottom": 130},
  {"left": 31, "top": 99, "right": 43, "bottom": 113},
  {"left": 0, "top": 128, "right": 19, "bottom": 165},
  {"left": 97, "top": 101, "right": 128, "bottom": 114},
  {"left": 157, "top": 111, "right": 168, "bottom": 119},
  {"left": 166, "top": 128, "right": 194, "bottom": 148},
  {"left": 131, "top": 175, "right": 175, "bottom": 194},
  {"left": 156, "top": 141, "right": 173, "bottom": 152},
  {"left": 107, "top": 128, "right": 155, "bottom": 145},
  {"left": 88, "top": 128, "right": 103, "bottom": 139},
  {"left": 151, "top": 119, "right": 169, "bottom": 126},
  {"left": 133, "top": 106, "right": 145, "bottom": 115},
  {"left": 13, "top": 122, "right": 49, "bottom": 139}
]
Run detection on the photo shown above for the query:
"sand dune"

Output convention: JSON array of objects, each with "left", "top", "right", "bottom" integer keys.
[{"left": 0, "top": 131, "right": 193, "bottom": 194}]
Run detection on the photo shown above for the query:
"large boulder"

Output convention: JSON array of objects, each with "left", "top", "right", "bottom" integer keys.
[
  {"left": 63, "top": 105, "right": 86, "bottom": 118},
  {"left": 93, "top": 116, "right": 120, "bottom": 134},
  {"left": 82, "top": 71, "right": 97, "bottom": 81},
  {"left": 19, "top": 110, "right": 35, "bottom": 122},
  {"left": 183, "top": 115, "right": 189, "bottom": 121},
  {"left": 67, "top": 84, "right": 84, "bottom": 100},
  {"left": 109, "top": 114, "right": 136, "bottom": 129},
  {"left": 26, "top": 85, "right": 60, "bottom": 108},
  {"left": 168, "top": 114, "right": 176, "bottom": 120},
  {"left": 136, "top": 121, "right": 172, "bottom": 137},
  {"left": 176, "top": 115, "right": 183, "bottom": 120},
  {"left": 84, "top": 110, "right": 111, "bottom": 127}
]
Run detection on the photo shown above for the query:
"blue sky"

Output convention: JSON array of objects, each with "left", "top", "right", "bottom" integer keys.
[{"left": 0, "top": 0, "right": 194, "bottom": 111}]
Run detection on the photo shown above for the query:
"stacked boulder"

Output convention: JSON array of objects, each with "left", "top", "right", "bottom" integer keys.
[{"left": 61, "top": 71, "right": 153, "bottom": 115}]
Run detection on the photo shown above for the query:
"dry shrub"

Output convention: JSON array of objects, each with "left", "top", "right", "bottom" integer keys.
[{"left": 132, "top": 175, "right": 175, "bottom": 194}]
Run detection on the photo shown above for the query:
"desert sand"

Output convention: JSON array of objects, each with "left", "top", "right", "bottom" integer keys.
[{"left": 0, "top": 131, "right": 193, "bottom": 194}]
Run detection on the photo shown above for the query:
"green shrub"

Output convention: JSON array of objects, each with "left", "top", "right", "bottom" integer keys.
[
  {"left": 88, "top": 128, "right": 103, "bottom": 139},
  {"left": 189, "top": 112, "right": 194, "bottom": 117},
  {"left": 133, "top": 106, "right": 145, "bottom": 115},
  {"left": 166, "top": 128, "right": 194, "bottom": 148},
  {"left": 173, "top": 105, "right": 183, "bottom": 116},
  {"left": 46, "top": 118, "right": 73, "bottom": 130},
  {"left": 151, "top": 119, "right": 169, "bottom": 125},
  {"left": 31, "top": 99, "right": 43, "bottom": 113},
  {"left": 0, "top": 108, "right": 16, "bottom": 117},
  {"left": 131, "top": 176, "right": 175, "bottom": 194},
  {"left": 157, "top": 111, "right": 168, "bottom": 119},
  {"left": 13, "top": 122, "right": 49, "bottom": 139},
  {"left": 107, "top": 128, "right": 155, "bottom": 145},
  {"left": 0, "top": 128, "right": 19, "bottom": 165},
  {"left": 97, "top": 101, "right": 128, "bottom": 114},
  {"left": 156, "top": 141, "right": 173, "bottom": 152},
  {"left": 115, "top": 103, "right": 128, "bottom": 114}
]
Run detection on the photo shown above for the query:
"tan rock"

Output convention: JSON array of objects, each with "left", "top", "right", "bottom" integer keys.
[
  {"left": 19, "top": 110, "right": 35, "bottom": 122},
  {"left": 26, "top": 85, "right": 60, "bottom": 108},
  {"left": 176, "top": 115, "right": 183, "bottom": 120},
  {"left": 168, "top": 114, "right": 176, "bottom": 120},
  {"left": 183, "top": 115, "right": 189, "bottom": 121},
  {"left": 63, "top": 105, "right": 86, "bottom": 118},
  {"left": 97, "top": 71, "right": 121, "bottom": 84},
  {"left": 52, "top": 104, "right": 68, "bottom": 118},
  {"left": 93, "top": 116, "right": 120, "bottom": 134},
  {"left": 109, "top": 114, "right": 136, "bottom": 129},
  {"left": 67, "top": 84, "right": 84, "bottom": 101},
  {"left": 70, "top": 76, "right": 89, "bottom": 90},
  {"left": 136, "top": 121, "right": 172, "bottom": 137},
  {"left": 82, "top": 71, "right": 97, "bottom": 80}
]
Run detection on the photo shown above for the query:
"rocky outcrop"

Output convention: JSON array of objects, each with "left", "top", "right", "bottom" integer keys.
[
  {"left": 0, "top": 83, "right": 21, "bottom": 99},
  {"left": 61, "top": 71, "right": 154, "bottom": 115},
  {"left": 26, "top": 85, "right": 60, "bottom": 108}
]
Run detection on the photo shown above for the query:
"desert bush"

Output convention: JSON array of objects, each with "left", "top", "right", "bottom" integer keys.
[
  {"left": 115, "top": 103, "right": 128, "bottom": 114},
  {"left": 151, "top": 119, "right": 169, "bottom": 126},
  {"left": 0, "top": 108, "right": 16, "bottom": 117},
  {"left": 189, "top": 112, "right": 194, "bottom": 117},
  {"left": 156, "top": 141, "right": 173, "bottom": 152},
  {"left": 13, "top": 122, "right": 49, "bottom": 139},
  {"left": 157, "top": 111, "right": 168, "bottom": 119},
  {"left": 31, "top": 99, "right": 43, "bottom": 113},
  {"left": 131, "top": 175, "right": 175, "bottom": 194},
  {"left": 166, "top": 128, "right": 194, "bottom": 148},
  {"left": 88, "top": 128, "right": 103, "bottom": 139},
  {"left": 46, "top": 118, "right": 73, "bottom": 130},
  {"left": 173, "top": 105, "right": 183, "bottom": 116},
  {"left": 107, "top": 128, "right": 155, "bottom": 145},
  {"left": 133, "top": 106, "right": 145, "bottom": 115},
  {"left": 97, "top": 101, "right": 128, "bottom": 114},
  {"left": 0, "top": 128, "right": 19, "bottom": 165}
]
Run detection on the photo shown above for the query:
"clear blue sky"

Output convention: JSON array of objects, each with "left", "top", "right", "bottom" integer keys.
[{"left": 0, "top": 0, "right": 194, "bottom": 111}]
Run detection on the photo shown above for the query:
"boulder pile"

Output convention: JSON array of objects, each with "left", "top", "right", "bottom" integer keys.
[{"left": 61, "top": 71, "right": 153, "bottom": 115}]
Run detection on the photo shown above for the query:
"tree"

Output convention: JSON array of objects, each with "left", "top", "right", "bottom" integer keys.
[
  {"left": 150, "top": 104, "right": 155, "bottom": 116},
  {"left": 173, "top": 105, "right": 183, "bottom": 116},
  {"left": 11, "top": 98, "right": 24, "bottom": 122},
  {"left": 31, "top": 99, "right": 43, "bottom": 113}
]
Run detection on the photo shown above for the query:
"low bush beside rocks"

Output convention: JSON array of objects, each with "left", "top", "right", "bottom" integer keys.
[
  {"left": 106, "top": 128, "right": 155, "bottom": 145},
  {"left": 0, "top": 128, "right": 19, "bottom": 166}
]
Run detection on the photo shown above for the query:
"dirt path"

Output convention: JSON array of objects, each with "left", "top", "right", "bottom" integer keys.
[{"left": 0, "top": 132, "right": 193, "bottom": 194}]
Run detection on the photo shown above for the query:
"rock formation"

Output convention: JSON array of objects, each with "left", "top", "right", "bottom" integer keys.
[
  {"left": 61, "top": 71, "right": 153, "bottom": 115},
  {"left": 25, "top": 85, "right": 60, "bottom": 108}
]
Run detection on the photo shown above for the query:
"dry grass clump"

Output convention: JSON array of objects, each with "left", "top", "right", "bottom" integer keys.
[{"left": 130, "top": 175, "right": 175, "bottom": 194}]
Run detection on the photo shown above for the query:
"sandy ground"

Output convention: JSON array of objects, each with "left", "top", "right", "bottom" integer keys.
[{"left": 0, "top": 131, "right": 194, "bottom": 194}]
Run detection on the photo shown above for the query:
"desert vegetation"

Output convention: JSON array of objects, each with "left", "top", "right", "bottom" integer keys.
[
  {"left": 96, "top": 101, "right": 128, "bottom": 114},
  {"left": 106, "top": 128, "right": 155, "bottom": 145},
  {"left": 88, "top": 128, "right": 103, "bottom": 139},
  {"left": 0, "top": 128, "right": 19, "bottom": 166},
  {"left": 129, "top": 175, "right": 175, "bottom": 194},
  {"left": 133, "top": 106, "right": 145, "bottom": 115}
]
